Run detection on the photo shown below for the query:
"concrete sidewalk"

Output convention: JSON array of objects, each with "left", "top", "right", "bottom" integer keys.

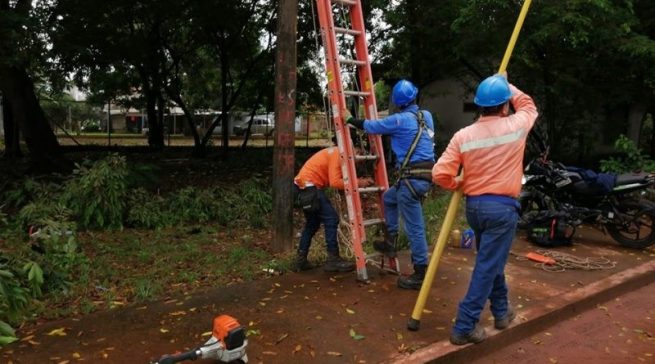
[{"left": 2, "top": 227, "right": 654, "bottom": 364}]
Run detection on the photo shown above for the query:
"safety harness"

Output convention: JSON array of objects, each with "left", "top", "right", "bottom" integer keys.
[{"left": 396, "top": 110, "right": 435, "bottom": 199}]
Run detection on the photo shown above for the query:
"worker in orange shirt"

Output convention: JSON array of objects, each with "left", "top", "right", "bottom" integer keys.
[
  {"left": 294, "top": 141, "right": 372, "bottom": 272},
  {"left": 432, "top": 73, "right": 538, "bottom": 345}
]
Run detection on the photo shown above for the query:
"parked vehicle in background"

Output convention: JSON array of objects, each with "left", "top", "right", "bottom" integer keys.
[{"left": 233, "top": 115, "right": 275, "bottom": 137}]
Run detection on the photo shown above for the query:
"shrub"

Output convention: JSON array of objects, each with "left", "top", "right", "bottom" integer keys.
[
  {"left": 61, "top": 154, "right": 128, "bottom": 229},
  {"left": 235, "top": 177, "right": 272, "bottom": 228},
  {"left": 29, "top": 219, "right": 85, "bottom": 293},
  {"left": 167, "top": 187, "right": 217, "bottom": 223},
  {"left": 125, "top": 188, "right": 171, "bottom": 229},
  {"left": 600, "top": 134, "right": 655, "bottom": 173}
]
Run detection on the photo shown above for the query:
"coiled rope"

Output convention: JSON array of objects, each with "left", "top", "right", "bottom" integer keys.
[{"left": 514, "top": 249, "right": 617, "bottom": 272}]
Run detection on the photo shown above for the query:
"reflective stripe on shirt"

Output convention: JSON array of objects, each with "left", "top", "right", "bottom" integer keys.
[{"left": 460, "top": 128, "right": 527, "bottom": 153}]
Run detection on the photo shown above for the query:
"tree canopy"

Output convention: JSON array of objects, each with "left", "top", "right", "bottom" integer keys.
[{"left": 1, "top": 0, "right": 655, "bottom": 164}]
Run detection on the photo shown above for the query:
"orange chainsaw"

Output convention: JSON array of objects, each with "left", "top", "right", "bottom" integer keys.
[{"left": 153, "top": 315, "right": 248, "bottom": 364}]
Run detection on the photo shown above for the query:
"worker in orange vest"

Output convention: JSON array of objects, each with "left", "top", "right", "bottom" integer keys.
[
  {"left": 294, "top": 140, "right": 373, "bottom": 272},
  {"left": 432, "top": 73, "right": 538, "bottom": 345}
]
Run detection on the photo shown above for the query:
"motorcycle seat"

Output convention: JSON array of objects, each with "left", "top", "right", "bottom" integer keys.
[{"left": 615, "top": 172, "right": 652, "bottom": 186}]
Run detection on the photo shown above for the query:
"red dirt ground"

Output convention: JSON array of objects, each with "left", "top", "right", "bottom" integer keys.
[{"left": 1, "top": 228, "right": 654, "bottom": 364}]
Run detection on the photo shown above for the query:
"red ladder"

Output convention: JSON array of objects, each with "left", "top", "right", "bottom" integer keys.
[{"left": 315, "top": 0, "right": 395, "bottom": 281}]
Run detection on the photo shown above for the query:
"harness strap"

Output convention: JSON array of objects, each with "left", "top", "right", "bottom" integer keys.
[{"left": 399, "top": 111, "right": 427, "bottom": 171}]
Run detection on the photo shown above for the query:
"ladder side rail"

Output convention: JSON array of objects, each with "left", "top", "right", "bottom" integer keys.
[
  {"left": 348, "top": 1, "right": 390, "bottom": 215},
  {"left": 316, "top": 0, "right": 368, "bottom": 280}
]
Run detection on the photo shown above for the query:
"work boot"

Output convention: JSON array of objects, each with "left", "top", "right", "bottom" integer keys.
[
  {"left": 373, "top": 233, "right": 398, "bottom": 257},
  {"left": 494, "top": 305, "right": 516, "bottom": 330},
  {"left": 293, "top": 252, "right": 313, "bottom": 272},
  {"left": 324, "top": 252, "right": 355, "bottom": 272},
  {"left": 449, "top": 325, "right": 487, "bottom": 346},
  {"left": 397, "top": 264, "right": 427, "bottom": 290}
]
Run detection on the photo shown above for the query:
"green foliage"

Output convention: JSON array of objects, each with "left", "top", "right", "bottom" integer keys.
[
  {"left": 62, "top": 154, "right": 128, "bottom": 229},
  {"left": 374, "top": 81, "right": 390, "bottom": 111},
  {"left": 125, "top": 188, "right": 171, "bottom": 229},
  {"left": 236, "top": 177, "right": 272, "bottom": 228},
  {"left": 30, "top": 219, "right": 86, "bottom": 293},
  {"left": 16, "top": 202, "right": 71, "bottom": 232},
  {"left": 0, "top": 264, "right": 31, "bottom": 323},
  {"left": 0, "top": 319, "right": 18, "bottom": 346},
  {"left": 600, "top": 135, "right": 655, "bottom": 173},
  {"left": 167, "top": 187, "right": 217, "bottom": 223},
  {"left": 125, "top": 177, "right": 271, "bottom": 229},
  {"left": 80, "top": 119, "right": 101, "bottom": 132},
  {"left": 2, "top": 178, "right": 54, "bottom": 209}
]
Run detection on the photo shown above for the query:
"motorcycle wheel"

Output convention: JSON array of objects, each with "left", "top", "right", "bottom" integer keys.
[{"left": 606, "top": 199, "right": 655, "bottom": 249}]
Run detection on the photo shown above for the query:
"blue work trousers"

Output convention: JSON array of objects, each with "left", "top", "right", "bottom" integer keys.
[
  {"left": 384, "top": 179, "right": 430, "bottom": 266},
  {"left": 453, "top": 199, "right": 518, "bottom": 335},
  {"left": 297, "top": 188, "right": 339, "bottom": 255}
]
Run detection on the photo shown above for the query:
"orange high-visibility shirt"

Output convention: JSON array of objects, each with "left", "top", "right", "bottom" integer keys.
[
  {"left": 294, "top": 147, "right": 345, "bottom": 190},
  {"left": 432, "top": 84, "right": 538, "bottom": 198}
]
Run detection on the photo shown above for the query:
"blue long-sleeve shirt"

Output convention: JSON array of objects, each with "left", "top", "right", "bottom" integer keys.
[{"left": 363, "top": 104, "right": 435, "bottom": 168}]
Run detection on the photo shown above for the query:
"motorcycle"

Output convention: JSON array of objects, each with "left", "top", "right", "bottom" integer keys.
[{"left": 519, "top": 137, "right": 655, "bottom": 249}]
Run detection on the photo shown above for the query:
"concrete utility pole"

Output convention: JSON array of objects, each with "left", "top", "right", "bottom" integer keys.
[{"left": 271, "top": 0, "right": 298, "bottom": 253}]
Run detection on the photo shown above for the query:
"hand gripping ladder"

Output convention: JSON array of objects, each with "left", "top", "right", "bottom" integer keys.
[{"left": 315, "top": 0, "right": 396, "bottom": 282}]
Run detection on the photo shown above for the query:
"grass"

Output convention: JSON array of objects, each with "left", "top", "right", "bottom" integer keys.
[{"left": 7, "top": 224, "right": 287, "bottom": 322}]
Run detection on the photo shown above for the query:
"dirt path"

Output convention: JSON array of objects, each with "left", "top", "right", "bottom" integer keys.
[{"left": 2, "top": 230, "right": 654, "bottom": 364}]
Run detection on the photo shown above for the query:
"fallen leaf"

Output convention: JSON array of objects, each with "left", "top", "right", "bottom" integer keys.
[
  {"left": 396, "top": 332, "right": 403, "bottom": 341},
  {"left": 20, "top": 335, "right": 35, "bottom": 341},
  {"left": 349, "top": 328, "right": 365, "bottom": 341},
  {"left": 346, "top": 308, "right": 355, "bottom": 314},
  {"left": 549, "top": 358, "right": 558, "bottom": 363},
  {"left": 293, "top": 344, "right": 302, "bottom": 353},
  {"left": 327, "top": 351, "right": 343, "bottom": 356},
  {"left": 57, "top": 361, "right": 69, "bottom": 364},
  {"left": 160, "top": 328, "right": 169, "bottom": 333},
  {"left": 47, "top": 328, "right": 67, "bottom": 337},
  {"left": 276, "top": 333, "right": 289, "bottom": 344},
  {"left": 262, "top": 351, "right": 277, "bottom": 356},
  {"left": 169, "top": 311, "right": 186, "bottom": 316},
  {"left": 201, "top": 331, "right": 212, "bottom": 337},
  {"left": 422, "top": 309, "right": 432, "bottom": 314}
]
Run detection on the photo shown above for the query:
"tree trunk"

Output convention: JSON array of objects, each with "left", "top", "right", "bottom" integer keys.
[
  {"left": 0, "top": 65, "right": 68, "bottom": 170},
  {"left": 271, "top": 0, "right": 298, "bottom": 253},
  {"left": 220, "top": 52, "right": 230, "bottom": 154},
  {"left": 626, "top": 103, "right": 647, "bottom": 146},
  {"left": 2, "top": 95, "right": 22, "bottom": 158},
  {"left": 144, "top": 87, "right": 165, "bottom": 149}
]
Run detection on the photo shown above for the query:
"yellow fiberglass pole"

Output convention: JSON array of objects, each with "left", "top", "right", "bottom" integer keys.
[{"left": 407, "top": 0, "right": 533, "bottom": 332}]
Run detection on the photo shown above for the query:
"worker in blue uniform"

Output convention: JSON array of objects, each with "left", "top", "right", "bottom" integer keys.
[{"left": 346, "top": 79, "right": 435, "bottom": 289}]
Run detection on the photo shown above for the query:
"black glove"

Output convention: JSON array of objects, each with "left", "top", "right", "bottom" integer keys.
[{"left": 347, "top": 117, "right": 365, "bottom": 130}]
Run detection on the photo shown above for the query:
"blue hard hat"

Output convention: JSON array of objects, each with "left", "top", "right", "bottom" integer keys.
[
  {"left": 474, "top": 75, "right": 512, "bottom": 107},
  {"left": 391, "top": 79, "right": 418, "bottom": 107}
]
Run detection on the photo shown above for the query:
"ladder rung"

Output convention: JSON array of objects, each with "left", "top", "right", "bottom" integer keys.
[
  {"left": 339, "top": 58, "right": 367, "bottom": 66},
  {"left": 334, "top": 27, "right": 362, "bottom": 36},
  {"left": 332, "top": 0, "right": 356, "bottom": 6},
  {"left": 343, "top": 90, "right": 371, "bottom": 97},
  {"left": 363, "top": 218, "right": 385, "bottom": 227},
  {"left": 355, "top": 154, "right": 378, "bottom": 161},
  {"left": 358, "top": 186, "right": 385, "bottom": 193}
]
